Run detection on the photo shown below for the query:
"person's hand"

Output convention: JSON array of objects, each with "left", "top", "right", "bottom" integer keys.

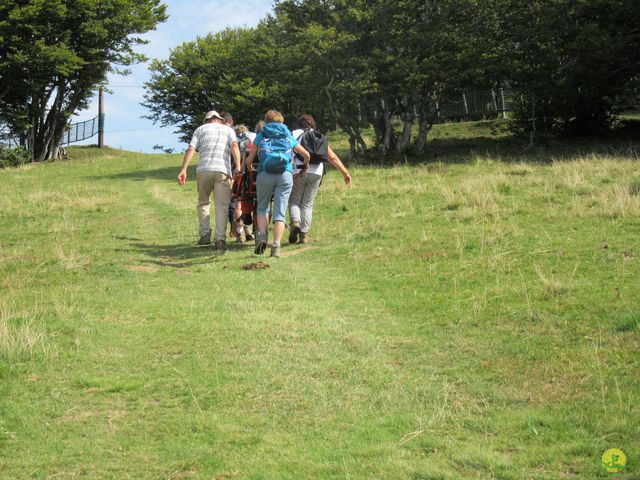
[
  {"left": 233, "top": 167, "right": 241, "bottom": 178},
  {"left": 343, "top": 172, "right": 352, "bottom": 186},
  {"left": 178, "top": 170, "right": 187, "bottom": 185}
]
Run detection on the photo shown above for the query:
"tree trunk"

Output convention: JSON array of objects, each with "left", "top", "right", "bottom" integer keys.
[
  {"left": 341, "top": 124, "right": 358, "bottom": 158},
  {"left": 372, "top": 118, "right": 385, "bottom": 150},
  {"left": 416, "top": 109, "right": 434, "bottom": 155},
  {"left": 348, "top": 135, "right": 356, "bottom": 157},
  {"left": 32, "top": 84, "right": 84, "bottom": 161},
  {"left": 382, "top": 99, "right": 394, "bottom": 153},
  {"left": 341, "top": 121, "right": 368, "bottom": 157},
  {"left": 375, "top": 98, "right": 396, "bottom": 154},
  {"left": 33, "top": 87, "right": 64, "bottom": 161},
  {"left": 397, "top": 111, "right": 414, "bottom": 152},
  {"left": 529, "top": 90, "right": 536, "bottom": 148},
  {"left": 48, "top": 118, "right": 69, "bottom": 160},
  {"left": 353, "top": 125, "right": 367, "bottom": 154}
]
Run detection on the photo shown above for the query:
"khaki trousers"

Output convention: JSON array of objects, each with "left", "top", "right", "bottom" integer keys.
[{"left": 196, "top": 171, "right": 232, "bottom": 241}]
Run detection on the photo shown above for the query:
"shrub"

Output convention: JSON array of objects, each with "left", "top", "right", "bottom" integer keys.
[{"left": 0, "top": 145, "right": 31, "bottom": 169}]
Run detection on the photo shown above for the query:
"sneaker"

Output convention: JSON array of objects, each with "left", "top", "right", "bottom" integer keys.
[
  {"left": 215, "top": 240, "right": 227, "bottom": 252},
  {"left": 289, "top": 221, "right": 301, "bottom": 244},
  {"left": 197, "top": 233, "right": 211, "bottom": 245},
  {"left": 299, "top": 232, "right": 308, "bottom": 244},
  {"left": 235, "top": 234, "right": 244, "bottom": 244},
  {"left": 245, "top": 233, "right": 254, "bottom": 242},
  {"left": 270, "top": 243, "right": 281, "bottom": 258},
  {"left": 255, "top": 241, "right": 267, "bottom": 255},
  {"left": 254, "top": 232, "right": 267, "bottom": 255}
]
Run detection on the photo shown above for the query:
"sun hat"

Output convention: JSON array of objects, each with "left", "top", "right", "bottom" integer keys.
[{"left": 203, "top": 110, "right": 223, "bottom": 122}]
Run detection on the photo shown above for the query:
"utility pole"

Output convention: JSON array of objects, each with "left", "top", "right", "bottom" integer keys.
[{"left": 98, "top": 86, "right": 104, "bottom": 148}]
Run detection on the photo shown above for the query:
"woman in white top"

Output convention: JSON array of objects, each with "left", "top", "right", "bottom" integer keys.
[{"left": 288, "top": 114, "right": 352, "bottom": 244}]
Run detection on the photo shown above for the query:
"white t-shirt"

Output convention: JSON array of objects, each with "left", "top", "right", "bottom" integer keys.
[
  {"left": 189, "top": 123, "right": 238, "bottom": 176},
  {"left": 292, "top": 128, "right": 323, "bottom": 176}
]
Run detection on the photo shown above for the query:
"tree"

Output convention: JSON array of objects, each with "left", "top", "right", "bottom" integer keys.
[
  {"left": 274, "top": 0, "right": 497, "bottom": 155},
  {"left": 0, "top": 0, "right": 167, "bottom": 161},
  {"left": 142, "top": 0, "right": 640, "bottom": 159},
  {"left": 144, "top": 26, "right": 286, "bottom": 143},
  {"left": 495, "top": 0, "right": 640, "bottom": 137},
  {"left": 144, "top": 0, "right": 499, "bottom": 157}
]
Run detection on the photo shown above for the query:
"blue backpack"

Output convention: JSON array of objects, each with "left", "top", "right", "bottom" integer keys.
[{"left": 258, "top": 128, "right": 293, "bottom": 174}]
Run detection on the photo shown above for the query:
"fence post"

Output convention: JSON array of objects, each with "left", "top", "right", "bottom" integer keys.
[{"left": 98, "top": 86, "right": 104, "bottom": 148}]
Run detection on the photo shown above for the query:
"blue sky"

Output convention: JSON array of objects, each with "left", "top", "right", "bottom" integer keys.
[{"left": 73, "top": 0, "right": 275, "bottom": 153}]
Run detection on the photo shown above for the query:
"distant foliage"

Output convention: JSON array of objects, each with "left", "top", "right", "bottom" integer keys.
[
  {"left": 143, "top": 0, "right": 640, "bottom": 154},
  {"left": 0, "top": 145, "right": 30, "bottom": 169},
  {"left": 0, "top": 0, "right": 167, "bottom": 162},
  {"left": 496, "top": 0, "right": 640, "bottom": 136}
]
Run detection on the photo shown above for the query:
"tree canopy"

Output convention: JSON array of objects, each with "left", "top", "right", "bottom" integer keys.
[
  {"left": 0, "top": 0, "right": 167, "bottom": 161},
  {"left": 144, "top": 0, "right": 639, "bottom": 155}
]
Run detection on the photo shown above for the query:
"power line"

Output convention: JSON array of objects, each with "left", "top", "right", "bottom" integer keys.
[
  {"left": 105, "top": 127, "right": 167, "bottom": 133},
  {"left": 91, "top": 85, "right": 145, "bottom": 90}
]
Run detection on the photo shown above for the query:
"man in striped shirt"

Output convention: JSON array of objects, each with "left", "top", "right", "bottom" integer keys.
[{"left": 177, "top": 110, "right": 242, "bottom": 251}]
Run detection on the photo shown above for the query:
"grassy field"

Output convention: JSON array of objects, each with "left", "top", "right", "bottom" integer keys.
[{"left": 1, "top": 121, "right": 639, "bottom": 479}]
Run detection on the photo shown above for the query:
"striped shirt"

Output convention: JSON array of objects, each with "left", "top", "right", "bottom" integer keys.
[{"left": 189, "top": 123, "right": 238, "bottom": 176}]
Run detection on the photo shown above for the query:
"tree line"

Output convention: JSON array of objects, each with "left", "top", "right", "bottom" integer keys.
[
  {"left": 1, "top": 0, "right": 638, "bottom": 162},
  {"left": 0, "top": 0, "right": 167, "bottom": 162},
  {"left": 144, "top": 0, "right": 640, "bottom": 156}
]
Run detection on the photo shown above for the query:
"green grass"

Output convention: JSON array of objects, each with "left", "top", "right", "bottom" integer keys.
[{"left": 1, "top": 122, "right": 639, "bottom": 479}]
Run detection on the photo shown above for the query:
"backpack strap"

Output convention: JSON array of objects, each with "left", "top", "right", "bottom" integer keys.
[{"left": 294, "top": 128, "right": 309, "bottom": 164}]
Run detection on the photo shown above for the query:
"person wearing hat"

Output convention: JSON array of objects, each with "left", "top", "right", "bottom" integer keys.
[{"left": 177, "top": 110, "right": 242, "bottom": 251}]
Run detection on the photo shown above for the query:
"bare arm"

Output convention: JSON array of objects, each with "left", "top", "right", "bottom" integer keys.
[
  {"left": 294, "top": 144, "right": 311, "bottom": 165},
  {"left": 327, "top": 146, "right": 352, "bottom": 186},
  {"left": 230, "top": 141, "right": 241, "bottom": 176},
  {"left": 178, "top": 145, "right": 195, "bottom": 185},
  {"left": 244, "top": 146, "right": 257, "bottom": 171}
]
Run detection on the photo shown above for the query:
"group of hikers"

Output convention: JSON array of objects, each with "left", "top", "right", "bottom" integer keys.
[{"left": 177, "top": 109, "right": 352, "bottom": 258}]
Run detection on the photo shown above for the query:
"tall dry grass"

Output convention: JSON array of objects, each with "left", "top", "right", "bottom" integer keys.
[{"left": 0, "top": 303, "right": 50, "bottom": 360}]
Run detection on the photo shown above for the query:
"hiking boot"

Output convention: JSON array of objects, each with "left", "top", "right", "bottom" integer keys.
[
  {"left": 215, "top": 240, "right": 227, "bottom": 252},
  {"left": 289, "top": 221, "right": 301, "bottom": 244},
  {"left": 197, "top": 233, "right": 211, "bottom": 246},
  {"left": 254, "top": 232, "right": 267, "bottom": 255},
  {"left": 299, "top": 232, "right": 308, "bottom": 244},
  {"left": 244, "top": 226, "right": 253, "bottom": 242},
  {"left": 270, "top": 244, "right": 281, "bottom": 258}
]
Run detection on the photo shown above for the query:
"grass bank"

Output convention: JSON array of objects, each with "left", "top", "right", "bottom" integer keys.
[{"left": 0, "top": 122, "right": 638, "bottom": 479}]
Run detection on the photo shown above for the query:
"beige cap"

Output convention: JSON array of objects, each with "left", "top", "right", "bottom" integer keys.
[{"left": 203, "top": 110, "right": 223, "bottom": 122}]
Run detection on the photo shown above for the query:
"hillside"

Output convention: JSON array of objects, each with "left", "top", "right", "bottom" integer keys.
[{"left": 1, "top": 121, "right": 639, "bottom": 479}]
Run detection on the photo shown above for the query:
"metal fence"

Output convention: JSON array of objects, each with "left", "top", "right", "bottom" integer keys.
[
  {"left": 2, "top": 88, "right": 509, "bottom": 148},
  {"left": 63, "top": 114, "right": 103, "bottom": 144},
  {"left": 435, "top": 88, "right": 512, "bottom": 119},
  {"left": 0, "top": 114, "right": 103, "bottom": 147}
]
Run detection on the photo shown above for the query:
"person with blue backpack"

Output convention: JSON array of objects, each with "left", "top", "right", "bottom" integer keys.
[{"left": 243, "top": 110, "right": 310, "bottom": 257}]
